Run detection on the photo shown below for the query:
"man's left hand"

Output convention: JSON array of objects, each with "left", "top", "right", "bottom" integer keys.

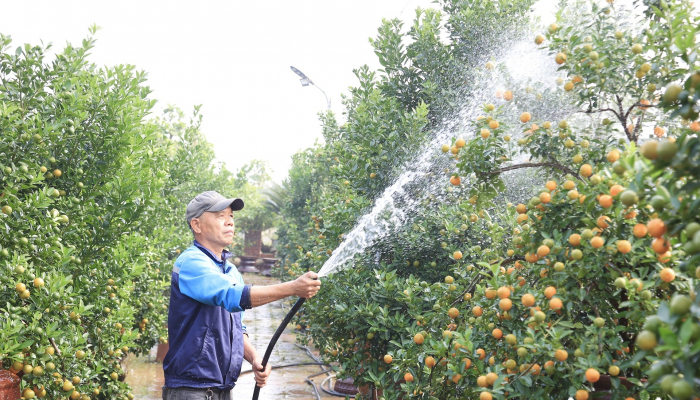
[{"left": 253, "top": 357, "right": 271, "bottom": 388}]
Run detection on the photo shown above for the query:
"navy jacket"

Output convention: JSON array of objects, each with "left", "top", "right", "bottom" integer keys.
[{"left": 163, "top": 242, "right": 251, "bottom": 390}]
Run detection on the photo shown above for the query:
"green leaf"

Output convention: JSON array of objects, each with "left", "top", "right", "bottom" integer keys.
[
  {"left": 679, "top": 318, "right": 694, "bottom": 346},
  {"left": 658, "top": 326, "right": 680, "bottom": 351},
  {"left": 519, "top": 375, "right": 533, "bottom": 387}
]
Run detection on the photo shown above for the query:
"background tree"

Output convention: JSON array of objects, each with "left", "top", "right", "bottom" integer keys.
[{"left": 229, "top": 160, "right": 279, "bottom": 256}]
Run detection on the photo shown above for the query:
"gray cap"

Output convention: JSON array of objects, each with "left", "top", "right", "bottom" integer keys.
[{"left": 186, "top": 191, "right": 244, "bottom": 225}]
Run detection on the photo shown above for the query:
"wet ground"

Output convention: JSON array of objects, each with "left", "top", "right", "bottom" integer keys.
[{"left": 125, "top": 275, "right": 341, "bottom": 400}]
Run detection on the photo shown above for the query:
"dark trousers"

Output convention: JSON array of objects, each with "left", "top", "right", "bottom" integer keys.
[{"left": 162, "top": 387, "right": 231, "bottom": 400}]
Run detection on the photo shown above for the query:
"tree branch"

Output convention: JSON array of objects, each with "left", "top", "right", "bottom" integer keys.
[
  {"left": 622, "top": 100, "right": 653, "bottom": 143},
  {"left": 616, "top": 95, "right": 628, "bottom": 136},
  {"left": 603, "top": 262, "right": 625, "bottom": 278},
  {"left": 49, "top": 337, "right": 62, "bottom": 356},
  {"left": 50, "top": 337, "right": 67, "bottom": 374},
  {"left": 451, "top": 256, "right": 523, "bottom": 306},
  {"left": 581, "top": 106, "right": 621, "bottom": 120},
  {"left": 483, "top": 161, "right": 582, "bottom": 181}
]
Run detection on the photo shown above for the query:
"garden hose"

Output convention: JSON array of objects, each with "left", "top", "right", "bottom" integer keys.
[
  {"left": 299, "top": 353, "right": 356, "bottom": 399},
  {"left": 238, "top": 362, "right": 326, "bottom": 375},
  {"left": 296, "top": 344, "right": 356, "bottom": 398},
  {"left": 241, "top": 344, "right": 355, "bottom": 399},
  {"left": 251, "top": 296, "right": 307, "bottom": 400},
  {"left": 250, "top": 279, "right": 352, "bottom": 399},
  {"left": 305, "top": 369, "right": 332, "bottom": 399}
]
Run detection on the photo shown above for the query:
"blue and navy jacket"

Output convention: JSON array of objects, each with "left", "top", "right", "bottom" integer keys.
[{"left": 163, "top": 241, "right": 252, "bottom": 390}]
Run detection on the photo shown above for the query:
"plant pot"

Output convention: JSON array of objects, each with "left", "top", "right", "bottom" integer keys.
[
  {"left": 156, "top": 341, "right": 169, "bottom": 362},
  {"left": 334, "top": 378, "right": 359, "bottom": 395},
  {"left": 237, "top": 256, "right": 259, "bottom": 274},
  {"left": 0, "top": 370, "right": 20, "bottom": 400},
  {"left": 257, "top": 258, "right": 276, "bottom": 277}
]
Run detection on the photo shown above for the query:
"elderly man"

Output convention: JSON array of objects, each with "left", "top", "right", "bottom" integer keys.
[{"left": 162, "top": 191, "right": 321, "bottom": 399}]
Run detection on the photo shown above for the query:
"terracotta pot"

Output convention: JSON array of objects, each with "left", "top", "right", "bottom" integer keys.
[
  {"left": 0, "top": 370, "right": 21, "bottom": 400},
  {"left": 119, "top": 357, "right": 128, "bottom": 382},
  {"left": 156, "top": 342, "right": 170, "bottom": 362},
  {"left": 334, "top": 378, "right": 359, "bottom": 395}
]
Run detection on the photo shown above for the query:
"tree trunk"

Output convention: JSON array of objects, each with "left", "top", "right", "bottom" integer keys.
[{"left": 243, "top": 230, "right": 262, "bottom": 257}]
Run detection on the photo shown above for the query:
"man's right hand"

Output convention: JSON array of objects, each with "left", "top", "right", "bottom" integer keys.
[{"left": 292, "top": 271, "right": 321, "bottom": 298}]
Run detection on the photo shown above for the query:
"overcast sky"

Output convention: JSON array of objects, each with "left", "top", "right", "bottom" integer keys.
[{"left": 1, "top": 0, "right": 437, "bottom": 182}]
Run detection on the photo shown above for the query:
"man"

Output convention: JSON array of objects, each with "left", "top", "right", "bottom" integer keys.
[{"left": 163, "top": 191, "right": 321, "bottom": 399}]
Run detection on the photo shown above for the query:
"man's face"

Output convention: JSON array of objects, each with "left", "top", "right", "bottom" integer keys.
[{"left": 191, "top": 207, "right": 235, "bottom": 247}]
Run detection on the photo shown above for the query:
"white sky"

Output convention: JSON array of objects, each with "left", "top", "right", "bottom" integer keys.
[{"left": 1, "top": 0, "right": 437, "bottom": 182}]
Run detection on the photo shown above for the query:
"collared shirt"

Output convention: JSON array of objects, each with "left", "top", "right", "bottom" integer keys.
[{"left": 193, "top": 239, "right": 232, "bottom": 262}]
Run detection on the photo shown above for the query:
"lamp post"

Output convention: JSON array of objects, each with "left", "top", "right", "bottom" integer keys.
[{"left": 290, "top": 66, "right": 331, "bottom": 110}]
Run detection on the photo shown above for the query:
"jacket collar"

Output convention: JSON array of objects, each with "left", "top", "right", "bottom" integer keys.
[{"left": 193, "top": 240, "right": 233, "bottom": 264}]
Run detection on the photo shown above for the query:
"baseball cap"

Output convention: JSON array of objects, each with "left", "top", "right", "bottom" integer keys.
[{"left": 186, "top": 191, "right": 244, "bottom": 226}]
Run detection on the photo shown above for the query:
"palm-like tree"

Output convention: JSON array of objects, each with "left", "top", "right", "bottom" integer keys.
[{"left": 262, "top": 182, "right": 287, "bottom": 214}]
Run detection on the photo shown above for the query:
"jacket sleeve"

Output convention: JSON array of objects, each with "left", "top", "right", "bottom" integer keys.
[{"left": 178, "top": 253, "right": 250, "bottom": 313}]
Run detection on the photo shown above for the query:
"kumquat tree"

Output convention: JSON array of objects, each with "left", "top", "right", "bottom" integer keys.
[
  {"left": 2, "top": 0, "right": 699, "bottom": 399},
  {"left": 0, "top": 27, "right": 265, "bottom": 399},
  {"left": 276, "top": 0, "right": 700, "bottom": 399}
]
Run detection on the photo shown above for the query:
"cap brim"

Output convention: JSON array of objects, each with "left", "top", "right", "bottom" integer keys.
[{"left": 209, "top": 198, "right": 244, "bottom": 212}]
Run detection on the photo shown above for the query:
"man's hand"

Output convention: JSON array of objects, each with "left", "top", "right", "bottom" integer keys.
[
  {"left": 292, "top": 271, "right": 321, "bottom": 299},
  {"left": 253, "top": 357, "right": 271, "bottom": 388}
]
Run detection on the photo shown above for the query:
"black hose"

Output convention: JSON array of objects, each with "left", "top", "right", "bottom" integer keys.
[
  {"left": 295, "top": 343, "right": 322, "bottom": 363},
  {"left": 239, "top": 362, "right": 326, "bottom": 375},
  {"left": 294, "top": 344, "right": 356, "bottom": 398},
  {"left": 243, "top": 327, "right": 355, "bottom": 398},
  {"left": 252, "top": 296, "right": 306, "bottom": 400},
  {"left": 305, "top": 369, "right": 333, "bottom": 399}
]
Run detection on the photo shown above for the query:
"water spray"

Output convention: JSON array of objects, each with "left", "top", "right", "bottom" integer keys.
[
  {"left": 252, "top": 6, "right": 580, "bottom": 397},
  {"left": 252, "top": 174, "right": 418, "bottom": 399}
]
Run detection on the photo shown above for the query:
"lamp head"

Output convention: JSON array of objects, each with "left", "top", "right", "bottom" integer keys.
[{"left": 290, "top": 66, "right": 313, "bottom": 86}]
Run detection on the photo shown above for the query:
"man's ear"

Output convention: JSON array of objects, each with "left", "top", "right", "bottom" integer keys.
[{"left": 190, "top": 218, "right": 201, "bottom": 234}]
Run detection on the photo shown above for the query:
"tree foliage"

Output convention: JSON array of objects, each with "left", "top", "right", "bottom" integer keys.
[
  {"left": 276, "top": 1, "right": 700, "bottom": 399},
  {"left": 0, "top": 28, "right": 262, "bottom": 399}
]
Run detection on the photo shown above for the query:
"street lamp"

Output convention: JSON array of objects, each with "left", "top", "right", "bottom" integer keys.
[{"left": 290, "top": 66, "right": 331, "bottom": 110}]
